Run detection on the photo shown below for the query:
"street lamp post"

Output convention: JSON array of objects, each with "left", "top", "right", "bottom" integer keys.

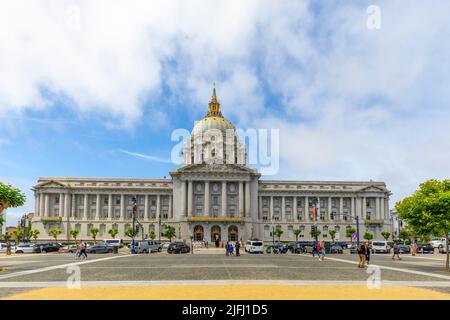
[{"left": 131, "top": 196, "right": 137, "bottom": 254}]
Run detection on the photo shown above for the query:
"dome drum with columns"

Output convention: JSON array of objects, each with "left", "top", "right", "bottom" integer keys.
[{"left": 30, "top": 84, "right": 392, "bottom": 244}]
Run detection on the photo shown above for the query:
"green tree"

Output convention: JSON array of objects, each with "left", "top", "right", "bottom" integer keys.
[
  {"left": 70, "top": 229, "right": 80, "bottom": 244},
  {"left": 125, "top": 226, "right": 139, "bottom": 238},
  {"left": 310, "top": 227, "right": 321, "bottom": 239},
  {"left": 12, "top": 227, "right": 23, "bottom": 243},
  {"left": 381, "top": 231, "right": 391, "bottom": 241},
  {"left": 363, "top": 232, "right": 373, "bottom": 242},
  {"left": 293, "top": 228, "right": 301, "bottom": 242},
  {"left": 108, "top": 228, "right": 118, "bottom": 239},
  {"left": 0, "top": 182, "right": 26, "bottom": 214},
  {"left": 30, "top": 229, "right": 40, "bottom": 242},
  {"left": 163, "top": 225, "right": 176, "bottom": 242},
  {"left": 2, "top": 232, "right": 12, "bottom": 243},
  {"left": 49, "top": 228, "right": 62, "bottom": 243},
  {"left": 346, "top": 227, "right": 356, "bottom": 243},
  {"left": 399, "top": 229, "right": 411, "bottom": 244},
  {"left": 274, "top": 226, "right": 284, "bottom": 242},
  {"left": 89, "top": 227, "right": 99, "bottom": 243},
  {"left": 329, "top": 229, "right": 336, "bottom": 242},
  {"left": 149, "top": 230, "right": 156, "bottom": 240},
  {"left": 396, "top": 179, "right": 450, "bottom": 269},
  {"left": 0, "top": 215, "right": 5, "bottom": 233}
]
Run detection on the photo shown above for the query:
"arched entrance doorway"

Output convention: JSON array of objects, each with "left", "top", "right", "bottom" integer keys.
[
  {"left": 193, "top": 225, "right": 204, "bottom": 241},
  {"left": 228, "top": 225, "right": 238, "bottom": 242},
  {"left": 211, "top": 225, "right": 221, "bottom": 247}
]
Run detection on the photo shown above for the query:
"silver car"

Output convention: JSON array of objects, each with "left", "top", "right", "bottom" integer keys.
[{"left": 14, "top": 243, "right": 40, "bottom": 254}]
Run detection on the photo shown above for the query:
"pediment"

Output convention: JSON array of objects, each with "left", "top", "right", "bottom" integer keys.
[
  {"left": 171, "top": 164, "right": 258, "bottom": 175},
  {"left": 359, "top": 185, "right": 386, "bottom": 192},
  {"left": 35, "top": 180, "right": 67, "bottom": 189}
]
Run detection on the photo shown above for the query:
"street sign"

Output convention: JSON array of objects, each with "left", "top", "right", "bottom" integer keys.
[{"left": 352, "top": 233, "right": 357, "bottom": 239}]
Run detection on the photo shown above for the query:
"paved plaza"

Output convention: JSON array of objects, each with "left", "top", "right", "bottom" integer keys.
[{"left": 1, "top": 250, "right": 450, "bottom": 299}]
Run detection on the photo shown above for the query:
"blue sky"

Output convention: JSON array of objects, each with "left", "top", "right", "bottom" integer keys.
[{"left": 1, "top": 1, "right": 450, "bottom": 225}]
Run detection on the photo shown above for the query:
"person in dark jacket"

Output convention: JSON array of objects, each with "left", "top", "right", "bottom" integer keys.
[
  {"left": 358, "top": 243, "right": 366, "bottom": 268},
  {"left": 235, "top": 241, "right": 240, "bottom": 256},
  {"left": 364, "top": 242, "right": 370, "bottom": 266}
]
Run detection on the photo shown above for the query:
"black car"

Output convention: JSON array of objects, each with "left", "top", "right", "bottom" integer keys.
[
  {"left": 289, "top": 241, "right": 311, "bottom": 254},
  {"left": 86, "top": 244, "right": 114, "bottom": 254},
  {"left": 266, "top": 243, "right": 288, "bottom": 254},
  {"left": 330, "top": 244, "right": 344, "bottom": 254},
  {"left": 397, "top": 244, "right": 411, "bottom": 254},
  {"left": 167, "top": 242, "right": 190, "bottom": 254},
  {"left": 38, "top": 243, "right": 61, "bottom": 253},
  {"left": 417, "top": 243, "right": 434, "bottom": 254}
]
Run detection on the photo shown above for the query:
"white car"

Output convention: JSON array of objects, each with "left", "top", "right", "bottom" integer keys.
[
  {"left": 431, "top": 238, "right": 447, "bottom": 248},
  {"left": 370, "top": 241, "right": 391, "bottom": 254},
  {"left": 245, "top": 239, "right": 264, "bottom": 254},
  {"left": 103, "top": 239, "right": 123, "bottom": 248},
  {"left": 14, "top": 243, "right": 39, "bottom": 254},
  {"left": 0, "top": 242, "right": 13, "bottom": 253},
  {"left": 438, "top": 245, "right": 450, "bottom": 254}
]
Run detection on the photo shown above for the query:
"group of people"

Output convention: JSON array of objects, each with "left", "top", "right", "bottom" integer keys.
[
  {"left": 312, "top": 241, "right": 326, "bottom": 261},
  {"left": 225, "top": 241, "right": 241, "bottom": 256}
]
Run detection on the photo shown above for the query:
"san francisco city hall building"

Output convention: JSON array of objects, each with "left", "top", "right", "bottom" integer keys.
[{"left": 31, "top": 88, "right": 392, "bottom": 242}]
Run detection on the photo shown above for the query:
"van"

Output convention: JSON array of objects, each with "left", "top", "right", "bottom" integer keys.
[
  {"left": 245, "top": 239, "right": 264, "bottom": 254},
  {"left": 134, "top": 240, "right": 162, "bottom": 253},
  {"left": 370, "top": 240, "right": 391, "bottom": 254},
  {"left": 103, "top": 239, "right": 123, "bottom": 248}
]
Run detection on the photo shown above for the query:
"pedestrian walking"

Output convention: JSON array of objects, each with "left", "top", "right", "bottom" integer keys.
[
  {"left": 79, "top": 241, "right": 88, "bottom": 259},
  {"left": 411, "top": 241, "right": 418, "bottom": 256},
  {"left": 358, "top": 243, "right": 366, "bottom": 268},
  {"left": 318, "top": 241, "right": 325, "bottom": 261},
  {"left": 228, "top": 242, "right": 234, "bottom": 256},
  {"left": 392, "top": 242, "right": 401, "bottom": 260},
  {"left": 225, "top": 241, "right": 229, "bottom": 256},
  {"left": 235, "top": 241, "right": 240, "bottom": 256},
  {"left": 364, "top": 242, "right": 370, "bottom": 266}
]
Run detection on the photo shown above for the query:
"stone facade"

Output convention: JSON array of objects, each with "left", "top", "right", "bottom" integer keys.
[{"left": 31, "top": 87, "right": 392, "bottom": 242}]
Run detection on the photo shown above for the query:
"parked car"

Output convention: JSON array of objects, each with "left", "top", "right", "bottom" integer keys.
[
  {"left": 245, "top": 239, "right": 264, "bottom": 254},
  {"left": 431, "top": 238, "right": 447, "bottom": 248},
  {"left": 86, "top": 244, "right": 114, "bottom": 254},
  {"left": 265, "top": 243, "right": 288, "bottom": 254},
  {"left": 0, "top": 242, "right": 13, "bottom": 253},
  {"left": 370, "top": 241, "right": 391, "bottom": 254},
  {"left": 438, "top": 245, "right": 450, "bottom": 254},
  {"left": 14, "top": 243, "right": 40, "bottom": 254},
  {"left": 289, "top": 241, "right": 311, "bottom": 254},
  {"left": 335, "top": 242, "right": 348, "bottom": 249},
  {"left": 133, "top": 240, "right": 163, "bottom": 253},
  {"left": 417, "top": 243, "right": 434, "bottom": 254},
  {"left": 59, "top": 244, "right": 78, "bottom": 253},
  {"left": 167, "top": 242, "right": 190, "bottom": 254},
  {"left": 162, "top": 242, "right": 171, "bottom": 249},
  {"left": 37, "top": 243, "right": 61, "bottom": 253},
  {"left": 349, "top": 244, "right": 359, "bottom": 254},
  {"left": 397, "top": 244, "right": 411, "bottom": 254},
  {"left": 329, "top": 244, "right": 343, "bottom": 254},
  {"left": 103, "top": 239, "right": 124, "bottom": 248}
]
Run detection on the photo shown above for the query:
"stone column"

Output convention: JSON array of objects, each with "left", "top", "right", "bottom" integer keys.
[
  {"left": 281, "top": 196, "right": 286, "bottom": 221},
  {"left": 120, "top": 194, "right": 125, "bottom": 220},
  {"left": 362, "top": 197, "right": 367, "bottom": 219},
  {"left": 221, "top": 181, "right": 227, "bottom": 217},
  {"left": 187, "top": 181, "right": 193, "bottom": 216},
  {"left": 339, "top": 197, "right": 344, "bottom": 221},
  {"left": 83, "top": 194, "right": 88, "bottom": 219},
  {"left": 293, "top": 197, "right": 298, "bottom": 221},
  {"left": 258, "top": 196, "right": 263, "bottom": 220},
  {"left": 181, "top": 181, "right": 186, "bottom": 216},
  {"left": 71, "top": 194, "right": 76, "bottom": 218},
  {"left": 39, "top": 193, "right": 45, "bottom": 217},
  {"left": 44, "top": 194, "right": 50, "bottom": 217},
  {"left": 96, "top": 194, "right": 101, "bottom": 219},
  {"left": 168, "top": 195, "right": 173, "bottom": 218},
  {"left": 351, "top": 197, "right": 355, "bottom": 217},
  {"left": 304, "top": 196, "right": 309, "bottom": 222},
  {"left": 144, "top": 195, "right": 149, "bottom": 219},
  {"left": 245, "top": 182, "right": 251, "bottom": 217},
  {"left": 238, "top": 181, "right": 244, "bottom": 217},
  {"left": 156, "top": 194, "right": 161, "bottom": 219},
  {"left": 204, "top": 181, "right": 210, "bottom": 216},
  {"left": 328, "top": 197, "right": 332, "bottom": 221},
  {"left": 59, "top": 193, "right": 65, "bottom": 217},
  {"left": 317, "top": 197, "right": 321, "bottom": 220},
  {"left": 108, "top": 194, "right": 113, "bottom": 219},
  {"left": 375, "top": 197, "right": 380, "bottom": 220},
  {"left": 270, "top": 196, "right": 274, "bottom": 221},
  {"left": 64, "top": 193, "right": 70, "bottom": 218},
  {"left": 35, "top": 193, "right": 40, "bottom": 216}
]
